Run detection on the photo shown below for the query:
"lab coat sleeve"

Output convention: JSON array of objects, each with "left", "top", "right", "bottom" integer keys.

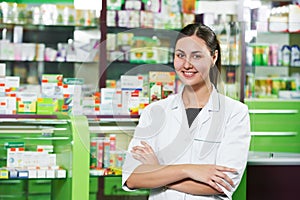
[
  {"left": 122, "top": 104, "right": 156, "bottom": 191},
  {"left": 215, "top": 102, "right": 251, "bottom": 199}
]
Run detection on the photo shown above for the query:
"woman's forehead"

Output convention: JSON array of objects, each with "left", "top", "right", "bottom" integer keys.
[{"left": 175, "top": 36, "right": 208, "bottom": 52}]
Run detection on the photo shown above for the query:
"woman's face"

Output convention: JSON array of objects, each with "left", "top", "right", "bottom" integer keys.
[{"left": 174, "top": 35, "right": 217, "bottom": 88}]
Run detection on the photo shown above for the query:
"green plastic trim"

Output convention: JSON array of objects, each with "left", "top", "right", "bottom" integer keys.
[{"left": 70, "top": 115, "right": 90, "bottom": 200}]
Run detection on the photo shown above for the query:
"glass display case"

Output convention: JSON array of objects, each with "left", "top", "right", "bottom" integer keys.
[
  {"left": 0, "top": 114, "right": 90, "bottom": 200},
  {"left": 0, "top": 2, "right": 98, "bottom": 84},
  {"left": 243, "top": 0, "right": 300, "bottom": 100},
  {"left": 242, "top": 0, "right": 300, "bottom": 153},
  {"left": 87, "top": 116, "right": 149, "bottom": 199}
]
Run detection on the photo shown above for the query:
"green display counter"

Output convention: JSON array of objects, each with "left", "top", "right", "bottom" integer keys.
[
  {"left": 0, "top": 115, "right": 90, "bottom": 200},
  {"left": 245, "top": 99, "right": 300, "bottom": 153},
  {"left": 233, "top": 99, "right": 300, "bottom": 200}
]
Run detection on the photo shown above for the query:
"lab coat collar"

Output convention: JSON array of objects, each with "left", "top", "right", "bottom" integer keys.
[
  {"left": 171, "top": 84, "right": 221, "bottom": 112},
  {"left": 207, "top": 85, "right": 221, "bottom": 112},
  {"left": 170, "top": 84, "right": 221, "bottom": 129}
]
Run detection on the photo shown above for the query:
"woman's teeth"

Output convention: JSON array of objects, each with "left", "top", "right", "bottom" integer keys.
[{"left": 184, "top": 71, "right": 195, "bottom": 76}]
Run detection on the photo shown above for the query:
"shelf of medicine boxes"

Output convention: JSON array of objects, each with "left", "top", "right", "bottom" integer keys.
[
  {"left": 244, "top": 98, "right": 300, "bottom": 153},
  {"left": 87, "top": 115, "right": 139, "bottom": 173},
  {"left": 0, "top": 23, "right": 99, "bottom": 82},
  {"left": 105, "top": 27, "right": 177, "bottom": 80},
  {"left": 246, "top": 29, "right": 300, "bottom": 72},
  {"left": 87, "top": 115, "right": 150, "bottom": 199},
  {"left": 0, "top": 23, "right": 98, "bottom": 63},
  {"left": 88, "top": 115, "right": 139, "bottom": 134},
  {"left": 0, "top": 22, "right": 98, "bottom": 31},
  {"left": 0, "top": 59, "right": 98, "bottom": 64},
  {"left": 0, "top": 114, "right": 90, "bottom": 200},
  {"left": 245, "top": 66, "right": 300, "bottom": 79},
  {"left": 0, "top": 23, "right": 98, "bottom": 47}
]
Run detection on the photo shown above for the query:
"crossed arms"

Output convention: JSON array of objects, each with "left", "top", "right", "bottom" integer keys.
[{"left": 125, "top": 141, "right": 235, "bottom": 196}]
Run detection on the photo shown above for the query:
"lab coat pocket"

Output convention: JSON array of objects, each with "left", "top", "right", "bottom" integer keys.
[
  {"left": 193, "top": 117, "right": 225, "bottom": 161},
  {"left": 194, "top": 137, "right": 221, "bottom": 160}
]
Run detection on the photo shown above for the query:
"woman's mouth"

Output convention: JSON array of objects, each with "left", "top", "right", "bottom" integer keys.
[{"left": 182, "top": 71, "right": 197, "bottom": 78}]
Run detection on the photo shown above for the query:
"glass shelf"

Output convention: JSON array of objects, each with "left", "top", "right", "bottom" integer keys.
[
  {"left": 107, "top": 26, "right": 180, "bottom": 33},
  {"left": 108, "top": 60, "right": 173, "bottom": 66},
  {"left": 0, "top": 114, "right": 71, "bottom": 125},
  {"left": 0, "top": 23, "right": 98, "bottom": 30},
  {"left": 0, "top": 60, "right": 98, "bottom": 64},
  {"left": 0, "top": 114, "right": 58, "bottom": 119},
  {"left": 87, "top": 114, "right": 140, "bottom": 120}
]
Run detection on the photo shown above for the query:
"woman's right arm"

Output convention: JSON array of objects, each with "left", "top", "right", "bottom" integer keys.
[
  {"left": 167, "top": 179, "right": 223, "bottom": 195},
  {"left": 126, "top": 163, "right": 235, "bottom": 193},
  {"left": 126, "top": 164, "right": 188, "bottom": 189}
]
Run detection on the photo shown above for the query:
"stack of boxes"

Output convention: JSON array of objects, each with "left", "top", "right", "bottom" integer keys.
[
  {"left": 0, "top": 63, "right": 101, "bottom": 115},
  {"left": 107, "top": 32, "right": 171, "bottom": 64},
  {"left": 106, "top": 0, "right": 197, "bottom": 64},
  {"left": 254, "top": 4, "right": 300, "bottom": 33},
  {"left": 100, "top": 71, "right": 177, "bottom": 115},
  {"left": 0, "top": 63, "right": 19, "bottom": 114},
  {"left": 90, "top": 134, "right": 125, "bottom": 175},
  {"left": 0, "top": 63, "right": 178, "bottom": 116},
  {"left": 1, "top": 143, "right": 66, "bottom": 179},
  {"left": 149, "top": 71, "right": 176, "bottom": 103},
  {"left": 120, "top": 75, "right": 144, "bottom": 115},
  {"left": 106, "top": 0, "right": 195, "bottom": 29}
]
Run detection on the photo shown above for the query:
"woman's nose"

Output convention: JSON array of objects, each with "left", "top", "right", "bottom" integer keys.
[{"left": 183, "top": 57, "right": 193, "bottom": 69}]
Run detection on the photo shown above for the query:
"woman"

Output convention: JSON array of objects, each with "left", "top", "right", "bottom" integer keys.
[{"left": 122, "top": 23, "right": 250, "bottom": 199}]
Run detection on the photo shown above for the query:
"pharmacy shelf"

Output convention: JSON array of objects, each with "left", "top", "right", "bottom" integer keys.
[
  {"left": 87, "top": 114, "right": 139, "bottom": 122},
  {"left": 0, "top": 60, "right": 97, "bottom": 64},
  {"left": 0, "top": 114, "right": 58, "bottom": 119},
  {"left": 0, "top": 23, "right": 97, "bottom": 30}
]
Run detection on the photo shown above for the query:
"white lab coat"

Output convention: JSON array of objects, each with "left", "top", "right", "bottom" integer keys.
[{"left": 122, "top": 86, "right": 251, "bottom": 200}]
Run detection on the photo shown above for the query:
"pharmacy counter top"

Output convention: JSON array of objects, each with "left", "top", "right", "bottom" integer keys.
[{"left": 247, "top": 151, "right": 300, "bottom": 165}]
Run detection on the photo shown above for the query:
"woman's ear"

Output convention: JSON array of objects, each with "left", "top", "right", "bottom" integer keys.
[{"left": 212, "top": 50, "right": 218, "bottom": 65}]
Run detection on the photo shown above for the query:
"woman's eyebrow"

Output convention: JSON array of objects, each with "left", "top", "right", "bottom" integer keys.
[
  {"left": 175, "top": 49, "right": 202, "bottom": 54},
  {"left": 175, "top": 49, "right": 184, "bottom": 53},
  {"left": 191, "top": 50, "right": 202, "bottom": 54}
]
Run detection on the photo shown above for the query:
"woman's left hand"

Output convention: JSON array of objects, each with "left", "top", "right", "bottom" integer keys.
[{"left": 131, "top": 141, "right": 159, "bottom": 165}]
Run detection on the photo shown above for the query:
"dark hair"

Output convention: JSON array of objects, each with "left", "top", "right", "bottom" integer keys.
[{"left": 176, "top": 23, "right": 222, "bottom": 87}]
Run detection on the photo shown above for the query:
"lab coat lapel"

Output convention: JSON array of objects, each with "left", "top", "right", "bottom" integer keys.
[
  {"left": 170, "top": 90, "right": 189, "bottom": 129},
  {"left": 170, "top": 93, "right": 190, "bottom": 138},
  {"left": 197, "top": 87, "right": 225, "bottom": 159},
  {"left": 189, "top": 86, "right": 220, "bottom": 134},
  {"left": 158, "top": 93, "right": 192, "bottom": 164}
]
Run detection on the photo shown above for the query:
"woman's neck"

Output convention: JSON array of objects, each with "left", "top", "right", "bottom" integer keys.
[{"left": 182, "top": 83, "right": 212, "bottom": 109}]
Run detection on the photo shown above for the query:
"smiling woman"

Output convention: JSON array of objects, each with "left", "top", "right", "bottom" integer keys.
[
  {"left": 122, "top": 23, "right": 251, "bottom": 200},
  {"left": 175, "top": 24, "right": 222, "bottom": 88}
]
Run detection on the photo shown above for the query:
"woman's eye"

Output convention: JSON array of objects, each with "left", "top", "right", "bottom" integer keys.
[
  {"left": 176, "top": 53, "right": 185, "bottom": 58},
  {"left": 192, "top": 54, "right": 201, "bottom": 59}
]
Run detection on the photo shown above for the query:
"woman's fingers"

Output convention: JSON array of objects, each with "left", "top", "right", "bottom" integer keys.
[
  {"left": 215, "top": 170, "right": 234, "bottom": 187},
  {"left": 208, "top": 171, "right": 234, "bottom": 192},
  {"left": 212, "top": 176, "right": 232, "bottom": 191},
  {"left": 131, "top": 142, "right": 159, "bottom": 165},
  {"left": 131, "top": 151, "right": 145, "bottom": 162},
  {"left": 216, "top": 165, "right": 237, "bottom": 173},
  {"left": 141, "top": 141, "right": 153, "bottom": 151},
  {"left": 215, "top": 166, "right": 237, "bottom": 187},
  {"left": 132, "top": 146, "right": 147, "bottom": 153},
  {"left": 208, "top": 180, "right": 223, "bottom": 193},
  {"left": 132, "top": 141, "right": 152, "bottom": 153},
  {"left": 186, "top": 164, "right": 236, "bottom": 192}
]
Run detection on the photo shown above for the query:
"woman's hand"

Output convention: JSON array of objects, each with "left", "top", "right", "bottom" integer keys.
[
  {"left": 131, "top": 141, "right": 159, "bottom": 165},
  {"left": 183, "top": 164, "right": 236, "bottom": 193}
]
